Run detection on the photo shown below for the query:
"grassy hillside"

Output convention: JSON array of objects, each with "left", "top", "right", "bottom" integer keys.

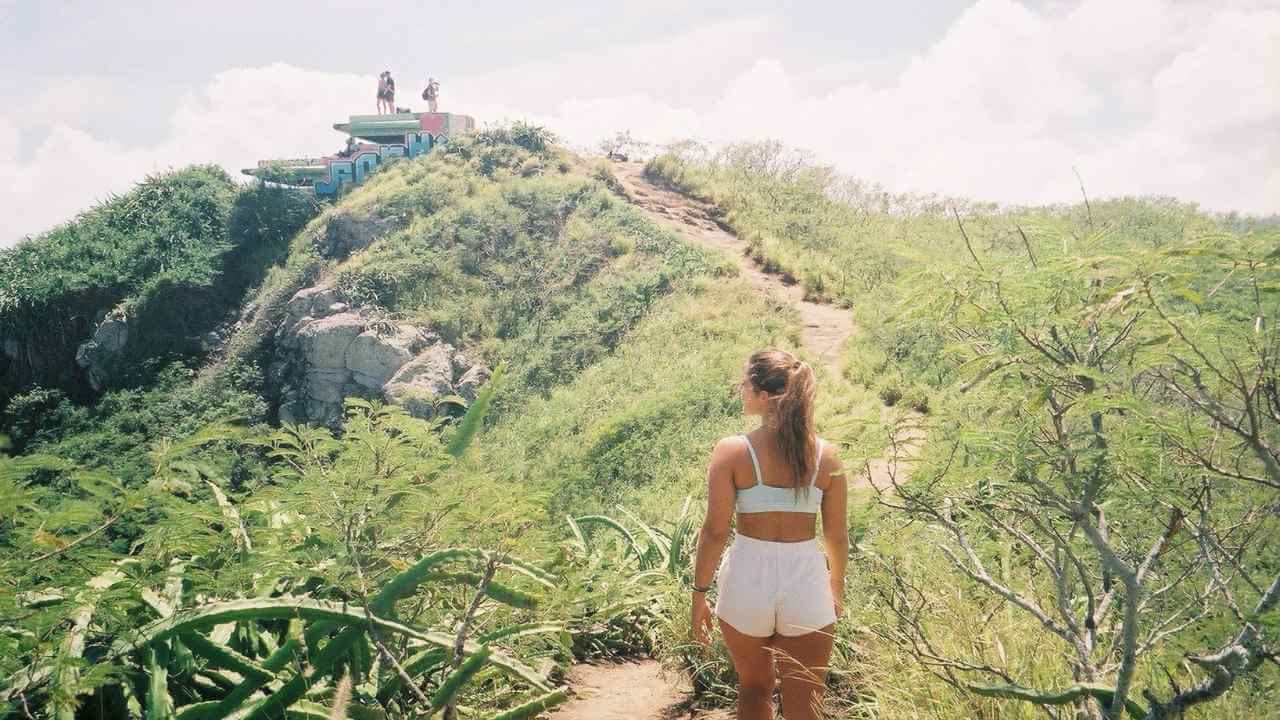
[
  {"left": 0, "top": 166, "right": 316, "bottom": 412},
  {"left": 3, "top": 126, "right": 1275, "bottom": 720},
  {"left": 648, "top": 143, "right": 1280, "bottom": 719},
  {"left": 0, "top": 127, "right": 800, "bottom": 719}
]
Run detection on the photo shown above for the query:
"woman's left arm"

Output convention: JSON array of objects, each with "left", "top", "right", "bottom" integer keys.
[{"left": 820, "top": 450, "right": 849, "bottom": 618}]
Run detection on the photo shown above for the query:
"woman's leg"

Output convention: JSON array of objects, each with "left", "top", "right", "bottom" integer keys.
[
  {"left": 771, "top": 625, "right": 835, "bottom": 720},
  {"left": 719, "top": 618, "right": 776, "bottom": 720}
]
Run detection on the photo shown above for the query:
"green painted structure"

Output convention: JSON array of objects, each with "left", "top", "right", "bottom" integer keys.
[{"left": 245, "top": 111, "right": 476, "bottom": 196}]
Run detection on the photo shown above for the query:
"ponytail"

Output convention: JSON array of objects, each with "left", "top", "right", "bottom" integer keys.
[{"left": 745, "top": 349, "right": 818, "bottom": 498}]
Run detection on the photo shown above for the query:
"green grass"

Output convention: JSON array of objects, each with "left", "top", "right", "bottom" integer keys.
[
  {"left": 645, "top": 141, "right": 1280, "bottom": 719},
  {"left": 6, "top": 128, "right": 1278, "bottom": 720},
  {"left": 0, "top": 128, "right": 815, "bottom": 718},
  {"left": 0, "top": 167, "right": 316, "bottom": 406}
]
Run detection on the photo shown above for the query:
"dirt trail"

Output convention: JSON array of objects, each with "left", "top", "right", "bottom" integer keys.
[
  {"left": 611, "top": 162, "right": 923, "bottom": 492},
  {"left": 612, "top": 162, "right": 853, "bottom": 378},
  {"left": 549, "top": 660, "right": 730, "bottom": 720},
  {"left": 549, "top": 163, "right": 924, "bottom": 720}
]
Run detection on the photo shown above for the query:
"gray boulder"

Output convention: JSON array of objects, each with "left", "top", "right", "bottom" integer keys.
[
  {"left": 75, "top": 313, "right": 129, "bottom": 391},
  {"left": 295, "top": 313, "right": 365, "bottom": 370},
  {"left": 272, "top": 279, "right": 489, "bottom": 425},
  {"left": 304, "top": 368, "right": 351, "bottom": 403},
  {"left": 92, "top": 317, "right": 128, "bottom": 352},
  {"left": 283, "top": 284, "right": 342, "bottom": 333},
  {"left": 346, "top": 324, "right": 428, "bottom": 389},
  {"left": 382, "top": 345, "right": 458, "bottom": 419},
  {"left": 454, "top": 363, "right": 491, "bottom": 403}
]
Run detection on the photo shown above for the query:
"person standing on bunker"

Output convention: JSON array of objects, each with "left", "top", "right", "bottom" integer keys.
[
  {"left": 376, "top": 71, "right": 389, "bottom": 114},
  {"left": 423, "top": 77, "right": 440, "bottom": 112},
  {"left": 384, "top": 71, "right": 396, "bottom": 113}
]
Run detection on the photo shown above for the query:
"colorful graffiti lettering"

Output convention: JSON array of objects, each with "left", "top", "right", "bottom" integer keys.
[
  {"left": 405, "top": 130, "right": 435, "bottom": 158},
  {"left": 315, "top": 161, "right": 356, "bottom": 196},
  {"left": 248, "top": 112, "right": 475, "bottom": 197},
  {"left": 315, "top": 130, "right": 440, "bottom": 197}
]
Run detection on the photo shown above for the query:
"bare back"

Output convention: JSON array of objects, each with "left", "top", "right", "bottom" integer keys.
[{"left": 732, "top": 430, "right": 832, "bottom": 542}]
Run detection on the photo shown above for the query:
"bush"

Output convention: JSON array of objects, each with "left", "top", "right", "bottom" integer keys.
[
  {"left": 876, "top": 377, "right": 903, "bottom": 407},
  {"left": 2, "top": 386, "right": 82, "bottom": 452},
  {"left": 901, "top": 385, "right": 930, "bottom": 414},
  {"left": 0, "top": 168, "right": 319, "bottom": 404},
  {"left": 606, "top": 235, "right": 635, "bottom": 257},
  {"left": 591, "top": 160, "right": 623, "bottom": 194}
]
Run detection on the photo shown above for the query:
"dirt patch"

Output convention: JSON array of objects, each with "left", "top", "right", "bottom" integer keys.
[{"left": 548, "top": 660, "right": 730, "bottom": 720}]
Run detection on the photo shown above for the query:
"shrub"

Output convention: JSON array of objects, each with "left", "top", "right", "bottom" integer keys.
[
  {"left": 901, "top": 385, "right": 930, "bottom": 414},
  {"left": 2, "top": 386, "right": 81, "bottom": 452},
  {"left": 876, "top": 377, "right": 903, "bottom": 407},
  {"left": 591, "top": 160, "right": 623, "bottom": 194}
]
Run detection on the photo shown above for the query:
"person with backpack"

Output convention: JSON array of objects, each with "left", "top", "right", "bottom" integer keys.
[
  {"left": 422, "top": 77, "right": 440, "bottom": 112},
  {"left": 376, "top": 71, "right": 389, "bottom": 114},
  {"left": 383, "top": 71, "right": 396, "bottom": 113}
]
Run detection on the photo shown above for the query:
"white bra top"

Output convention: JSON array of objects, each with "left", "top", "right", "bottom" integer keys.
[{"left": 734, "top": 434, "right": 824, "bottom": 514}]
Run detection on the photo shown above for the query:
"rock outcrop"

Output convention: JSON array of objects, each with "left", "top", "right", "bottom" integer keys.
[
  {"left": 273, "top": 283, "right": 485, "bottom": 426},
  {"left": 313, "top": 210, "right": 406, "bottom": 260},
  {"left": 75, "top": 310, "right": 129, "bottom": 392}
]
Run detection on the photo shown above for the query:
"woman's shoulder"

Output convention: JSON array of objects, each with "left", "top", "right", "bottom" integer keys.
[
  {"left": 819, "top": 430, "right": 839, "bottom": 458},
  {"left": 713, "top": 433, "right": 746, "bottom": 451},
  {"left": 710, "top": 434, "right": 747, "bottom": 460},
  {"left": 816, "top": 436, "right": 843, "bottom": 473}
]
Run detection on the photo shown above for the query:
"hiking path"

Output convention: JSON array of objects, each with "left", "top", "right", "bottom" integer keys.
[{"left": 547, "top": 161, "right": 925, "bottom": 720}]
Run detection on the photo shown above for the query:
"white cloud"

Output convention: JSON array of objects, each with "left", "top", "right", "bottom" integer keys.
[
  {"left": 0, "top": 64, "right": 369, "bottom": 245},
  {"left": 3, "top": 0, "right": 1279, "bottom": 247}
]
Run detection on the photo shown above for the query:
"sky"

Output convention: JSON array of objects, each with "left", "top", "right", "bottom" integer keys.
[{"left": 1, "top": 0, "right": 1278, "bottom": 247}]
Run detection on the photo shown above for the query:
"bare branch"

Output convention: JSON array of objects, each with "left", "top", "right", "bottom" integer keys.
[
  {"left": 1072, "top": 167, "right": 1093, "bottom": 229},
  {"left": 1144, "top": 572, "right": 1280, "bottom": 718},
  {"left": 970, "top": 682, "right": 1145, "bottom": 719},
  {"left": 958, "top": 358, "right": 1023, "bottom": 394},
  {"left": 935, "top": 538, "right": 1074, "bottom": 644},
  {"left": 443, "top": 551, "right": 501, "bottom": 720},
  {"left": 30, "top": 515, "right": 120, "bottom": 564},
  {"left": 952, "top": 206, "right": 985, "bottom": 271},
  {"left": 1016, "top": 225, "right": 1039, "bottom": 268}
]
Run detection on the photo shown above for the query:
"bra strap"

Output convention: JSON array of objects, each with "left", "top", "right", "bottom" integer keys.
[
  {"left": 810, "top": 438, "right": 824, "bottom": 485},
  {"left": 741, "top": 435, "right": 764, "bottom": 486}
]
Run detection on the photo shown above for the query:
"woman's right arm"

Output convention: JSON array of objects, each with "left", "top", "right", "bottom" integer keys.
[{"left": 691, "top": 437, "right": 737, "bottom": 642}]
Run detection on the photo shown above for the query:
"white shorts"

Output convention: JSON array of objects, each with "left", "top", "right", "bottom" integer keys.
[{"left": 714, "top": 535, "right": 837, "bottom": 638}]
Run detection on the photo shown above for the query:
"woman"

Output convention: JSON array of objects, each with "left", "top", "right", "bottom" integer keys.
[{"left": 691, "top": 348, "right": 848, "bottom": 720}]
